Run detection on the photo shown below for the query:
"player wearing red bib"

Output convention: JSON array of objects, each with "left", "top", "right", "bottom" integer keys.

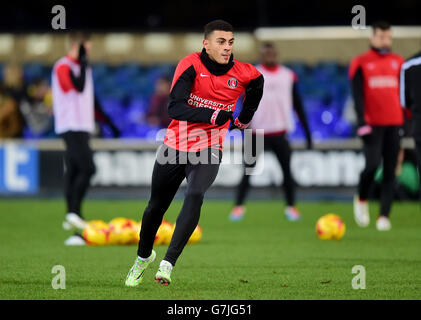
[
  {"left": 229, "top": 42, "right": 312, "bottom": 222},
  {"left": 126, "top": 20, "right": 264, "bottom": 287}
]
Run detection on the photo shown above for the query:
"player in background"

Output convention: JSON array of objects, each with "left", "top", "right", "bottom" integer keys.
[
  {"left": 125, "top": 20, "right": 264, "bottom": 287},
  {"left": 349, "top": 21, "right": 404, "bottom": 231},
  {"left": 229, "top": 42, "right": 312, "bottom": 222},
  {"left": 52, "top": 32, "right": 120, "bottom": 233},
  {"left": 400, "top": 47, "right": 421, "bottom": 201}
]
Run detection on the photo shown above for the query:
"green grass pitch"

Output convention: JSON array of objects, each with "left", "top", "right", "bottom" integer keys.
[{"left": 1, "top": 198, "right": 421, "bottom": 300}]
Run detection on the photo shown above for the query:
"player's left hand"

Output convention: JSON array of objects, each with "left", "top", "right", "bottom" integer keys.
[
  {"left": 111, "top": 125, "right": 121, "bottom": 138},
  {"left": 229, "top": 117, "right": 249, "bottom": 130},
  {"left": 78, "top": 43, "right": 88, "bottom": 66},
  {"left": 357, "top": 125, "right": 372, "bottom": 137}
]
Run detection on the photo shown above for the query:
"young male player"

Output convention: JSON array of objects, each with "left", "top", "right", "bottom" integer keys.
[
  {"left": 229, "top": 42, "right": 312, "bottom": 222},
  {"left": 125, "top": 20, "right": 264, "bottom": 286},
  {"left": 349, "top": 21, "right": 404, "bottom": 231},
  {"left": 52, "top": 32, "right": 120, "bottom": 232}
]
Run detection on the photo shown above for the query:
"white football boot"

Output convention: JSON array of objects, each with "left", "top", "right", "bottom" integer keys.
[
  {"left": 376, "top": 216, "right": 391, "bottom": 231},
  {"left": 155, "top": 260, "right": 173, "bottom": 286},
  {"left": 63, "top": 213, "right": 88, "bottom": 230},
  {"left": 353, "top": 195, "right": 370, "bottom": 227},
  {"left": 64, "top": 234, "right": 86, "bottom": 246}
]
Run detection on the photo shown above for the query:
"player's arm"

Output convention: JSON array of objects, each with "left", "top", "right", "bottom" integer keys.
[
  {"left": 400, "top": 61, "right": 413, "bottom": 121},
  {"left": 350, "top": 67, "right": 365, "bottom": 127},
  {"left": 400, "top": 62, "right": 413, "bottom": 111},
  {"left": 69, "top": 44, "right": 88, "bottom": 92},
  {"left": 168, "top": 64, "right": 232, "bottom": 125},
  {"left": 349, "top": 59, "right": 371, "bottom": 136},
  {"left": 230, "top": 74, "right": 264, "bottom": 129},
  {"left": 292, "top": 81, "right": 312, "bottom": 149},
  {"left": 94, "top": 96, "right": 121, "bottom": 137},
  {"left": 56, "top": 44, "right": 87, "bottom": 93}
]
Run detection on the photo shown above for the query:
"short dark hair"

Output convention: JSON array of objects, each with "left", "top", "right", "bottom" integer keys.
[
  {"left": 204, "top": 20, "right": 234, "bottom": 39},
  {"left": 67, "top": 31, "right": 91, "bottom": 44},
  {"left": 372, "top": 21, "right": 391, "bottom": 33},
  {"left": 32, "top": 77, "right": 48, "bottom": 86},
  {"left": 158, "top": 75, "right": 171, "bottom": 83},
  {"left": 261, "top": 42, "right": 275, "bottom": 50}
]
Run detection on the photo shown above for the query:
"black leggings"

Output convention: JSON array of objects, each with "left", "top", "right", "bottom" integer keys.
[
  {"left": 235, "top": 133, "right": 295, "bottom": 207},
  {"left": 137, "top": 144, "right": 221, "bottom": 266},
  {"left": 61, "top": 131, "right": 96, "bottom": 217},
  {"left": 358, "top": 126, "right": 401, "bottom": 217}
]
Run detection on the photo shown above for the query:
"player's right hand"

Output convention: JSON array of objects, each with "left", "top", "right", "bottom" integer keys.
[
  {"left": 214, "top": 110, "right": 233, "bottom": 126},
  {"left": 357, "top": 125, "right": 372, "bottom": 137}
]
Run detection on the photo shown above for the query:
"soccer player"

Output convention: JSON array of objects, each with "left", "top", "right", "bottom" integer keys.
[
  {"left": 125, "top": 20, "right": 264, "bottom": 287},
  {"left": 400, "top": 48, "right": 421, "bottom": 200},
  {"left": 229, "top": 42, "right": 312, "bottom": 222},
  {"left": 52, "top": 32, "right": 119, "bottom": 232},
  {"left": 349, "top": 21, "right": 404, "bottom": 231}
]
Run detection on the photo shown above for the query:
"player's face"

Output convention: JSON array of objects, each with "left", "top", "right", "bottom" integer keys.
[
  {"left": 261, "top": 47, "right": 277, "bottom": 66},
  {"left": 156, "top": 79, "right": 170, "bottom": 95},
  {"left": 203, "top": 30, "right": 234, "bottom": 64},
  {"left": 370, "top": 29, "right": 392, "bottom": 50}
]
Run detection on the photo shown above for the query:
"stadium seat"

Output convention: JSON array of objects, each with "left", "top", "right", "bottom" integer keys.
[
  {"left": 20, "top": 61, "right": 354, "bottom": 140},
  {"left": 23, "top": 62, "right": 48, "bottom": 83}
]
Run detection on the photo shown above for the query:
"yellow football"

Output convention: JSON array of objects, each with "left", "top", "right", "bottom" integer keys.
[
  {"left": 316, "top": 214, "right": 346, "bottom": 240},
  {"left": 109, "top": 217, "right": 138, "bottom": 245},
  {"left": 154, "top": 220, "right": 174, "bottom": 245},
  {"left": 82, "top": 220, "right": 110, "bottom": 246},
  {"left": 187, "top": 224, "right": 202, "bottom": 244}
]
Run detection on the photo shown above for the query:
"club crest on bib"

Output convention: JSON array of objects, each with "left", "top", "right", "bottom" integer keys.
[{"left": 227, "top": 77, "right": 238, "bottom": 89}]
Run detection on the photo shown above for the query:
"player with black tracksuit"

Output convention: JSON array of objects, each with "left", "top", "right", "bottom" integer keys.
[
  {"left": 125, "top": 20, "right": 264, "bottom": 287},
  {"left": 349, "top": 22, "right": 404, "bottom": 231},
  {"left": 400, "top": 50, "right": 421, "bottom": 200}
]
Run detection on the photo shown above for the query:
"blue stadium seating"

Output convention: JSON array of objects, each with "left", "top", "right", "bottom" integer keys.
[{"left": 20, "top": 61, "right": 355, "bottom": 140}]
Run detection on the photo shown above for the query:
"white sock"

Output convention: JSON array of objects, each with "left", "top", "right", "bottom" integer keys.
[
  {"left": 138, "top": 253, "right": 153, "bottom": 262},
  {"left": 67, "top": 212, "right": 83, "bottom": 219},
  {"left": 160, "top": 260, "right": 173, "bottom": 270}
]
